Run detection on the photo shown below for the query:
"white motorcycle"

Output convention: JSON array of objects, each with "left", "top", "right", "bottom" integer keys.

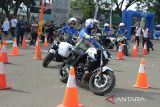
[
  {"left": 42, "top": 36, "right": 77, "bottom": 67},
  {"left": 59, "top": 39, "right": 116, "bottom": 95}
]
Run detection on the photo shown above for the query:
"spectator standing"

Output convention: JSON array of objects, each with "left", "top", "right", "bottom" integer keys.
[
  {"left": 2, "top": 17, "right": 10, "bottom": 39},
  {"left": 16, "top": 16, "right": 25, "bottom": 46},
  {"left": 10, "top": 16, "right": 18, "bottom": 39},
  {"left": 142, "top": 26, "right": 150, "bottom": 53},
  {"left": 135, "top": 23, "right": 142, "bottom": 47},
  {"left": 29, "top": 20, "right": 38, "bottom": 45}
]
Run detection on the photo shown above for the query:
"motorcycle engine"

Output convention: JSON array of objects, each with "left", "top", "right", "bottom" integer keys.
[
  {"left": 87, "top": 56, "right": 99, "bottom": 71},
  {"left": 76, "top": 63, "right": 85, "bottom": 76}
]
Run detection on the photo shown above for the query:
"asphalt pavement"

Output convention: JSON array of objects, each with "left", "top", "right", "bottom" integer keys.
[{"left": 0, "top": 40, "right": 160, "bottom": 107}]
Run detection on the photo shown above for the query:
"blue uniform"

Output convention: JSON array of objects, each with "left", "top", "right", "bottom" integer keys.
[
  {"left": 103, "top": 28, "right": 112, "bottom": 36},
  {"left": 117, "top": 27, "right": 127, "bottom": 36},
  {"left": 103, "top": 28, "right": 111, "bottom": 33},
  {"left": 58, "top": 25, "right": 78, "bottom": 41},
  {"left": 76, "top": 28, "right": 100, "bottom": 51}
]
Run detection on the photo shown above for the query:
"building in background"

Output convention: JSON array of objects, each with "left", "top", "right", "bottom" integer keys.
[
  {"left": 30, "top": 0, "right": 52, "bottom": 23},
  {"left": 30, "top": 0, "right": 70, "bottom": 25},
  {"left": 52, "top": 0, "right": 70, "bottom": 26}
]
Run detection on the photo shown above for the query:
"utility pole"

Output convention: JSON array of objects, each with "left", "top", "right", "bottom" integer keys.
[
  {"left": 94, "top": 0, "right": 99, "bottom": 19},
  {"left": 110, "top": 0, "right": 113, "bottom": 29}
]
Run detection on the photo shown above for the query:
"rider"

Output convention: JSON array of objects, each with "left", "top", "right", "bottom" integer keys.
[
  {"left": 117, "top": 23, "right": 127, "bottom": 36},
  {"left": 58, "top": 17, "right": 78, "bottom": 42},
  {"left": 115, "top": 23, "right": 127, "bottom": 50},
  {"left": 50, "top": 18, "right": 78, "bottom": 58},
  {"left": 72, "top": 18, "right": 100, "bottom": 67},
  {"left": 103, "top": 23, "right": 111, "bottom": 36}
]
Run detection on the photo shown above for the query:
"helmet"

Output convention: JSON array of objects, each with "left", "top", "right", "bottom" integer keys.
[
  {"left": 104, "top": 23, "right": 109, "bottom": 27},
  {"left": 85, "top": 18, "right": 99, "bottom": 29},
  {"left": 68, "top": 17, "right": 77, "bottom": 27},
  {"left": 119, "top": 23, "right": 125, "bottom": 27}
]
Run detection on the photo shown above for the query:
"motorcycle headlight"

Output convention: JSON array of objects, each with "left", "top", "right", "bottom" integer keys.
[{"left": 86, "top": 48, "right": 97, "bottom": 61}]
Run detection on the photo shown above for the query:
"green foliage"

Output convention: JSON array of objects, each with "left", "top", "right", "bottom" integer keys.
[
  {"left": 71, "top": 0, "right": 95, "bottom": 19},
  {"left": 146, "top": 0, "right": 160, "bottom": 24},
  {"left": 0, "top": 0, "right": 35, "bottom": 17},
  {"left": 136, "top": 0, "right": 160, "bottom": 24},
  {"left": 70, "top": 0, "right": 144, "bottom": 19}
]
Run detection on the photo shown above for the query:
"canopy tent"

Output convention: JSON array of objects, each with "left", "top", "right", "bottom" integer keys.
[{"left": 122, "top": 10, "right": 155, "bottom": 39}]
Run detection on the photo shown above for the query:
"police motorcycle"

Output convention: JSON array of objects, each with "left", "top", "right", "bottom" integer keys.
[
  {"left": 100, "top": 30, "right": 116, "bottom": 49},
  {"left": 59, "top": 36, "right": 116, "bottom": 95},
  {"left": 115, "top": 31, "right": 130, "bottom": 56},
  {"left": 42, "top": 33, "right": 78, "bottom": 67}
]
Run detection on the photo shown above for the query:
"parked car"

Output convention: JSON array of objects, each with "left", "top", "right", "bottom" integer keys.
[{"left": 154, "top": 25, "right": 160, "bottom": 40}]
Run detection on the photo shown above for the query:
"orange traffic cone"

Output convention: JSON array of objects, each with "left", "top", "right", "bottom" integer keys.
[
  {"left": 0, "top": 62, "right": 11, "bottom": 90},
  {"left": 22, "top": 35, "right": 26, "bottom": 49},
  {"left": 142, "top": 42, "right": 148, "bottom": 56},
  {"left": 134, "top": 58, "right": 149, "bottom": 89},
  {"left": 2, "top": 40, "right": 7, "bottom": 46},
  {"left": 33, "top": 38, "right": 42, "bottom": 60},
  {"left": 116, "top": 42, "right": 124, "bottom": 60},
  {"left": 0, "top": 53, "right": 3, "bottom": 61},
  {"left": 0, "top": 43, "right": 2, "bottom": 50},
  {"left": 131, "top": 41, "right": 138, "bottom": 57},
  {"left": 10, "top": 38, "right": 19, "bottom": 56},
  {"left": 57, "top": 67, "right": 84, "bottom": 107},
  {"left": 0, "top": 41, "right": 9, "bottom": 63},
  {"left": 44, "top": 35, "right": 48, "bottom": 47},
  {"left": 34, "top": 37, "right": 39, "bottom": 51}
]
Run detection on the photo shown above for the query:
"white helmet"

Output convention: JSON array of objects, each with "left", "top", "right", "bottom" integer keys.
[
  {"left": 119, "top": 23, "right": 125, "bottom": 27},
  {"left": 104, "top": 23, "right": 109, "bottom": 27},
  {"left": 85, "top": 18, "right": 99, "bottom": 29},
  {"left": 68, "top": 17, "right": 77, "bottom": 25}
]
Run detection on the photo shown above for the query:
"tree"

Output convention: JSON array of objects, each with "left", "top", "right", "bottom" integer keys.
[
  {"left": 23, "top": 0, "right": 35, "bottom": 25},
  {"left": 0, "top": 0, "right": 14, "bottom": 18},
  {"left": 136, "top": 0, "right": 160, "bottom": 24},
  {"left": 113, "top": 0, "right": 143, "bottom": 17},
  {"left": 71, "top": 0, "right": 95, "bottom": 19},
  {"left": 13, "top": 0, "right": 23, "bottom": 16},
  {"left": 0, "top": 0, "right": 35, "bottom": 18}
]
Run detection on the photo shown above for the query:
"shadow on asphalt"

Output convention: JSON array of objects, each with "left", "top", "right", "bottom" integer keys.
[
  {"left": 77, "top": 81, "right": 90, "bottom": 91},
  {"left": 5, "top": 63, "right": 24, "bottom": 66},
  {"left": 6, "top": 88, "right": 31, "bottom": 94},
  {"left": 46, "top": 64, "right": 62, "bottom": 69},
  {"left": 4, "top": 62, "right": 13, "bottom": 64},
  {"left": 114, "top": 69, "right": 124, "bottom": 72}
]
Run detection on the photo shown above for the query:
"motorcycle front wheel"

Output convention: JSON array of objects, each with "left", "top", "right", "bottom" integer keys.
[
  {"left": 42, "top": 53, "right": 54, "bottom": 67},
  {"left": 89, "top": 70, "right": 116, "bottom": 95}
]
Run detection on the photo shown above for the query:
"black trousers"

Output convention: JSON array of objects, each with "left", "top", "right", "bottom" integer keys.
[
  {"left": 17, "top": 30, "right": 24, "bottom": 46},
  {"left": 3, "top": 31, "right": 8, "bottom": 38},
  {"left": 135, "top": 36, "right": 140, "bottom": 47},
  {"left": 142, "top": 37, "right": 150, "bottom": 53},
  {"left": 148, "top": 39, "right": 154, "bottom": 51},
  {"left": 72, "top": 48, "right": 87, "bottom": 67},
  {"left": 11, "top": 27, "right": 15, "bottom": 38},
  {"left": 30, "top": 32, "right": 38, "bottom": 45}
]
